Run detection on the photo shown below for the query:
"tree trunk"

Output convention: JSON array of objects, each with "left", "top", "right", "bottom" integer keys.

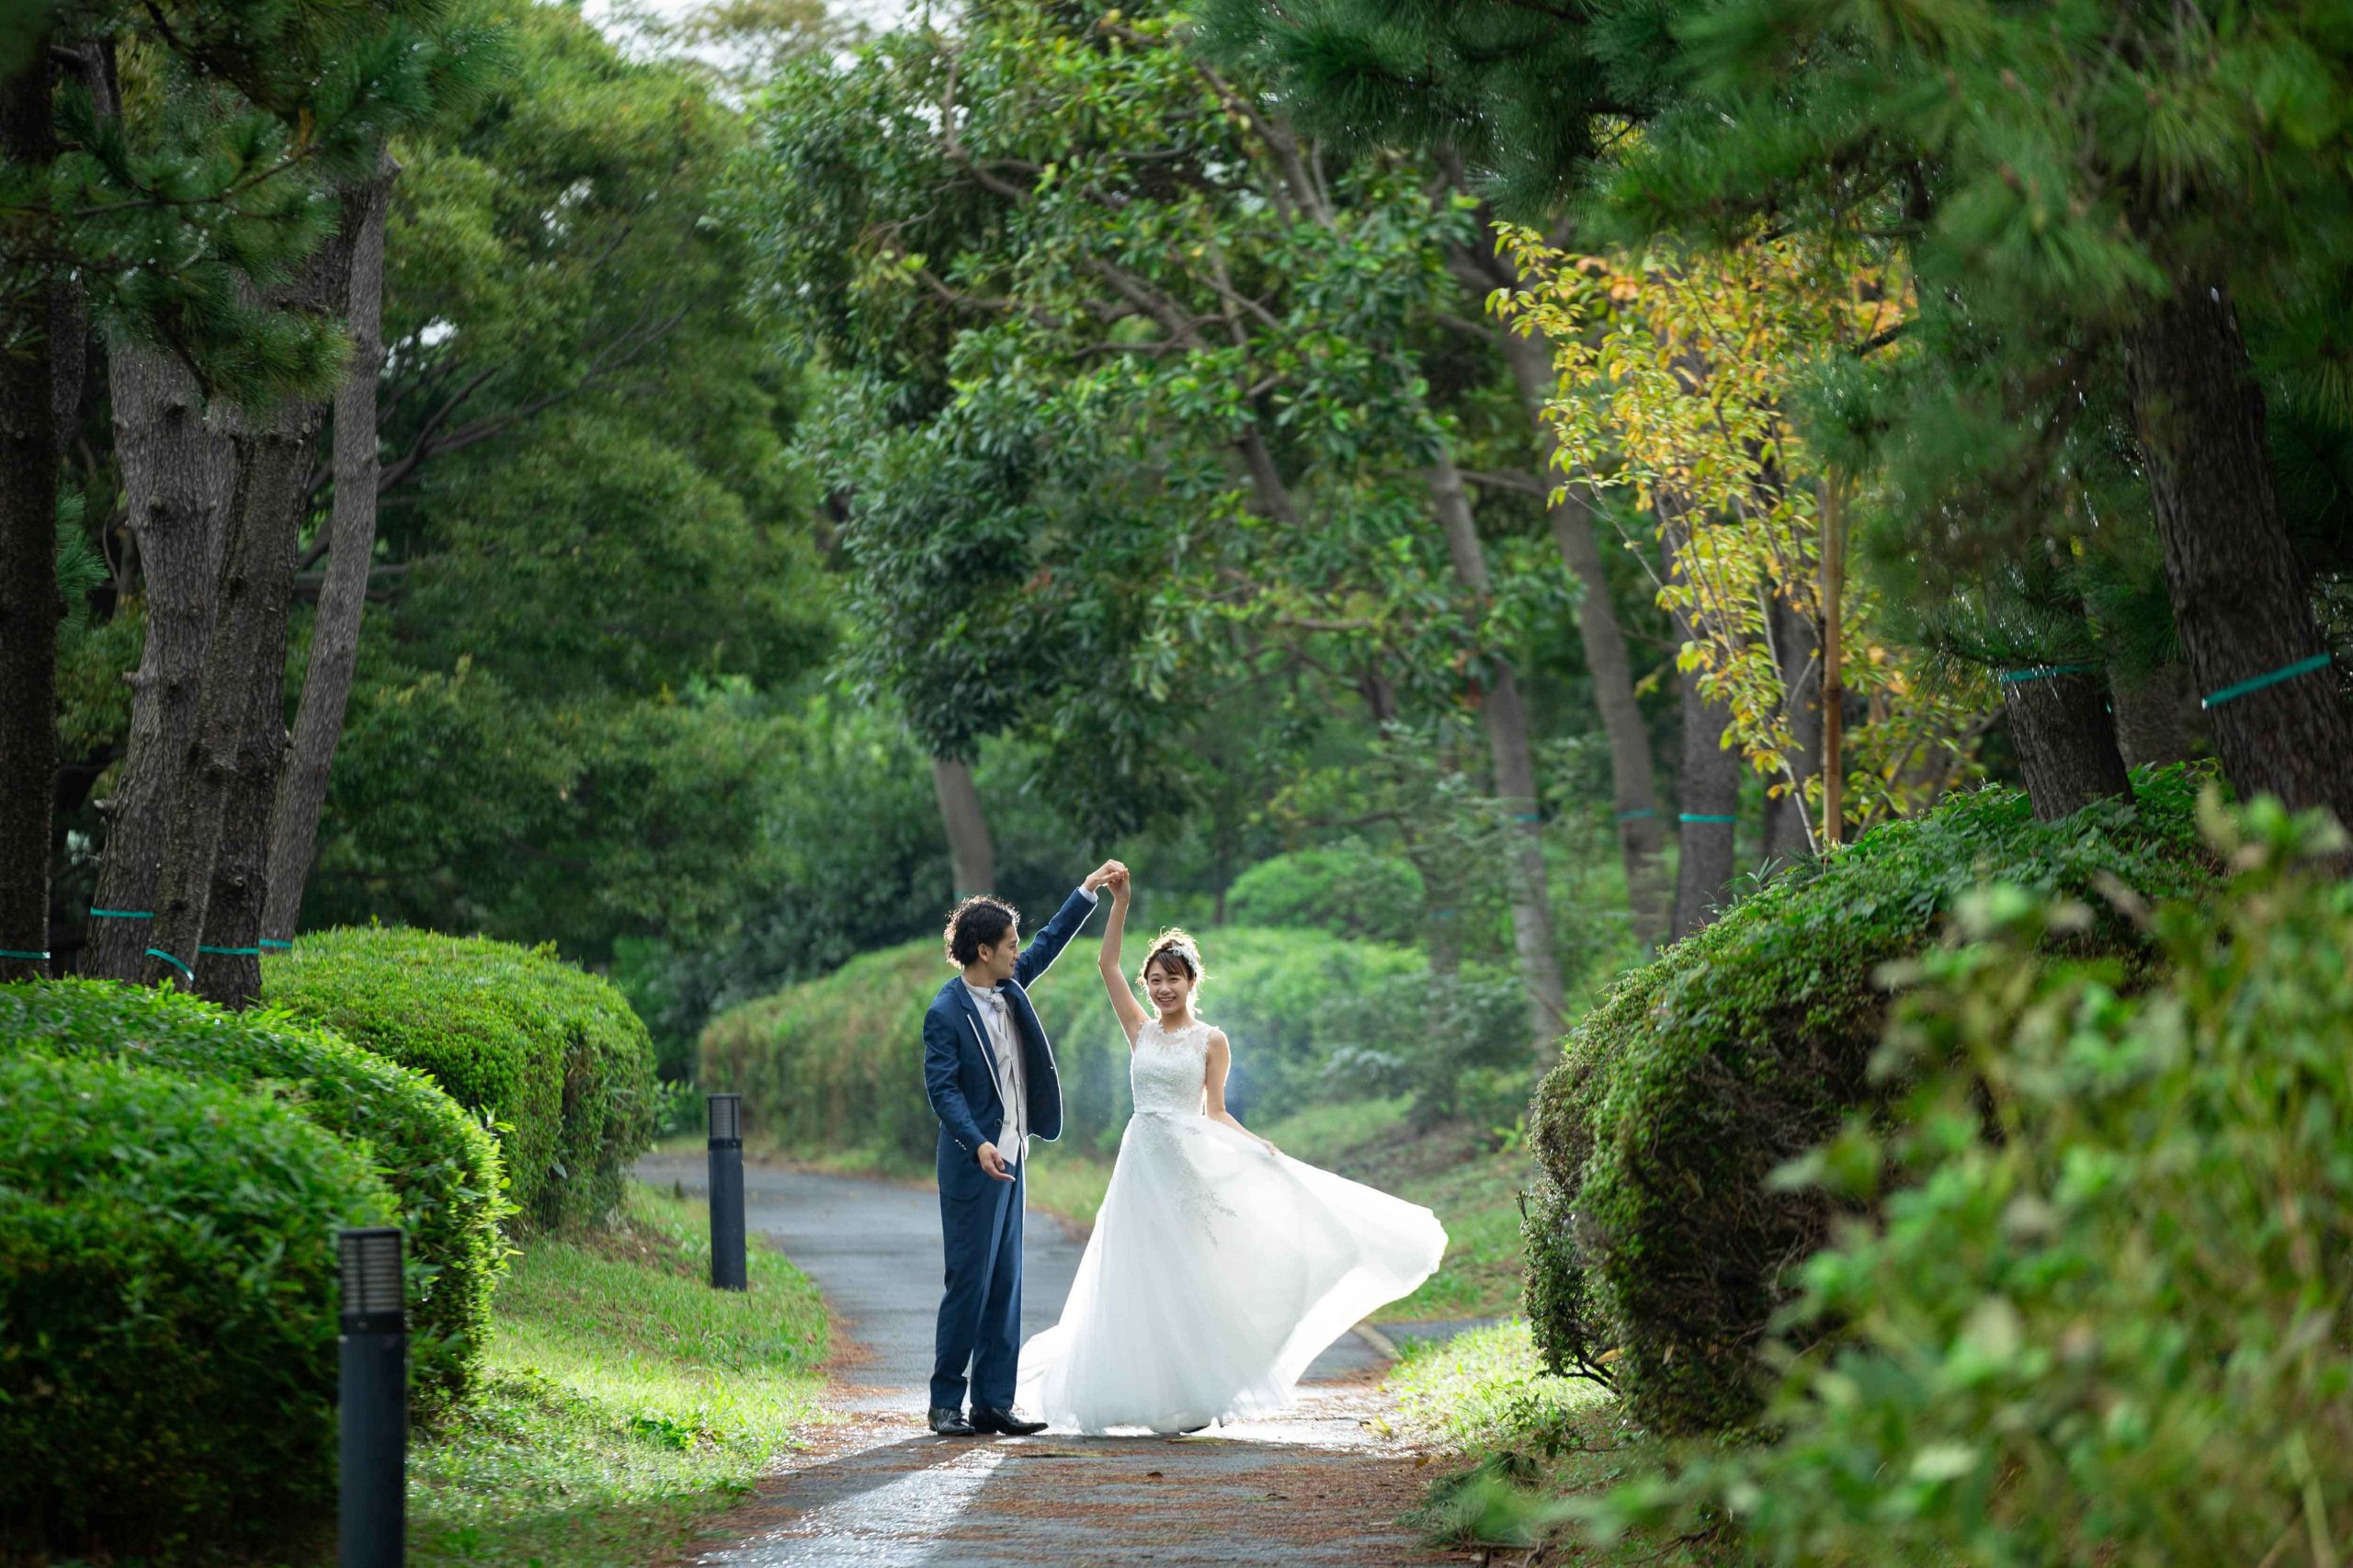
[
  {"left": 1761, "top": 593, "right": 1822, "bottom": 865},
  {"left": 147, "top": 231, "right": 358, "bottom": 996},
  {"left": 263, "top": 154, "right": 398, "bottom": 944},
  {"left": 2124, "top": 282, "right": 2353, "bottom": 833},
  {"left": 1499, "top": 326, "right": 1667, "bottom": 946},
  {"left": 1427, "top": 447, "right": 1567, "bottom": 1059},
  {"left": 930, "top": 753, "right": 995, "bottom": 896},
  {"left": 0, "top": 52, "right": 62, "bottom": 983},
  {"left": 1664, "top": 520, "right": 1738, "bottom": 939},
  {"left": 2002, "top": 668, "right": 2132, "bottom": 821},
  {"left": 2109, "top": 660, "right": 2202, "bottom": 770},
  {"left": 85, "top": 349, "right": 235, "bottom": 979}
]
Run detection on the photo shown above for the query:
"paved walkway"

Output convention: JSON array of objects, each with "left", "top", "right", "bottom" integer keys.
[{"left": 637, "top": 1153, "right": 1461, "bottom": 1567}]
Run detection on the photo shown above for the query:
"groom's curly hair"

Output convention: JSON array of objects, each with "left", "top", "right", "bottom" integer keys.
[{"left": 944, "top": 895, "right": 1019, "bottom": 966}]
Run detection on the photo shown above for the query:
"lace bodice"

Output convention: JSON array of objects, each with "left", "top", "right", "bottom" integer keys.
[{"left": 1130, "top": 1016, "right": 1211, "bottom": 1115}]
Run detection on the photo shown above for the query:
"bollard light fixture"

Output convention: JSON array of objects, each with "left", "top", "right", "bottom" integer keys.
[
  {"left": 708, "top": 1092, "right": 743, "bottom": 1145},
  {"left": 708, "top": 1093, "right": 748, "bottom": 1291},
  {"left": 338, "top": 1227, "right": 405, "bottom": 1331},
  {"left": 337, "top": 1226, "right": 407, "bottom": 1568}
]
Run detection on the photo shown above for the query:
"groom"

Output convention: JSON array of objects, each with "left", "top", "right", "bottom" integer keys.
[{"left": 923, "top": 860, "right": 1123, "bottom": 1437}]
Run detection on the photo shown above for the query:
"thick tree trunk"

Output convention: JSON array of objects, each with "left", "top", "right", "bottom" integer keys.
[
  {"left": 2002, "top": 668, "right": 2133, "bottom": 821},
  {"left": 2109, "top": 661, "right": 2202, "bottom": 770},
  {"left": 1427, "top": 447, "right": 1567, "bottom": 1059},
  {"left": 1760, "top": 594, "right": 1822, "bottom": 865},
  {"left": 85, "top": 349, "right": 235, "bottom": 979},
  {"left": 263, "top": 155, "right": 398, "bottom": 943},
  {"left": 148, "top": 232, "right": 358, "bottom": 996},
  {"left": 2124, "top": 283, "right": 2353, "bottom": 833},
  {"left": 0, "top": 55, "right": 62, "bottom": 983},
  {"left": 930, "top": 754, "right": 995, "bottom": 897},
  {"left": 1498, "top": 327, "right": 1667, "bottom": 946},
  {"left": 1663, "top": 521, "right": 1738, "bottom": 939}
]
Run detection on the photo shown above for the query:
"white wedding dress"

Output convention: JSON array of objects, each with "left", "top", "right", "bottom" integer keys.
[{"left": 1015, "top": 1016, "right": 1446, "bottom": 1435}]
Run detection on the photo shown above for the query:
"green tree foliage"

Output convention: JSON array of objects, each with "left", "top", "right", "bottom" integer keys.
[
  {"left": 0, "top": 1052, "right": 395, "bottom": 1556},
  {"left": 128, "top": 1, "right": 841, "bottom": 969},
  {"left": 6, "top": 0, "right": 489, "bottom": 981},
  {"left": 1580, "top": 803, "right": 2353, "bottom": 1564},
  {"left": 736, "top": 1, "right": 1627, "bottom": 1047},
  {"left": 1589, "top": 0, "right": 2353, "bottom": 825}
]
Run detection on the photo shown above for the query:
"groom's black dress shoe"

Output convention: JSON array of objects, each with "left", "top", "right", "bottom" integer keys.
[
  {"left": 969, "top": 1405, "right": 1048, "bottom": 1437},
  {"left": 928, "top": 1407, "right": 978, "bottom": 1436}
]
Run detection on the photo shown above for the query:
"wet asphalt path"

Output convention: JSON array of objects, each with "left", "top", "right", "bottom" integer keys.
[{"left": 635, "top": 1153, "right": 1453, "bottom": 1567}]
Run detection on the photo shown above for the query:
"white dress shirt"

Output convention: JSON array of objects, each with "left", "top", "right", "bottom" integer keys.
[
  {"left": 961, "top": 885, "right": 1096, "bottom": 1171},
  {"left": 961, "top": 980, "right": 1028, "bottom": 1169}
]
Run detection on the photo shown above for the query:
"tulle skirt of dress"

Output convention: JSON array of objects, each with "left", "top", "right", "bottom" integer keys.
[{"left": 1015, "top": 1109, "right": 1446, "bottom": 1435}]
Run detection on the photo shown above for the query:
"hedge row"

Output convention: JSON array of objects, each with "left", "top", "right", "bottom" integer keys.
[
  {"left": 1525, "top": 768, "right": 2222, "bottom": 1436},
  {"left": 0, "top": 979, "right": 510, "bottom": 1416},
  {"left": 0, "top": 1054, "right": 393, "bottom": 1557},
  {"left": 1, "top": 926, "right": 659, "bottom": 1553},
  {"left": 265, "top": 926, "right": 658, "bottom": 1229},
  {"left": 700, "top": 925, "right": 1430, "bottom": 1168}
]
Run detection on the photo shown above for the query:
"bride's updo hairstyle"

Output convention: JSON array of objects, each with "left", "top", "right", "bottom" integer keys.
[{"left": 1139, "top": 927, "right": 1207, "bottom": 1002}]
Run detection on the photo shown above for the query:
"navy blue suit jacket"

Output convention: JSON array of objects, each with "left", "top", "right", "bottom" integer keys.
[{"left": 924, "top": 886, "right": 1096, "bottom": 1200}]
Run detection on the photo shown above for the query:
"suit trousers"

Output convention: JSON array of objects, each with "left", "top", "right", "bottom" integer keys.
[{"left": 931, "top": 1154, "right": 1026, "bottom": 1410}]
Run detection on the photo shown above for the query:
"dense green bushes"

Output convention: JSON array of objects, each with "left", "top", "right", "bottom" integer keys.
[
  {"left": 700, "top": 926, "right": 1429, "bottom": 1167},
  {"left": 1225, "top": 846, "right": 1427, "bottom": 942},
  {"left": 1585, "top": 803, "right": 2353, "bottom": 1562},
  {"left": 0, "top": 1054, "right": 394, "bottom": 1556},
  {"left": 0, "top": 979, "right": 510, "bottom": 1415},
  {"left": 1526, "top": 769, "right": 2222, "bottom": 1435},
  {"left": 266, "top": 927, "right": 656, "bottom": 1229}
]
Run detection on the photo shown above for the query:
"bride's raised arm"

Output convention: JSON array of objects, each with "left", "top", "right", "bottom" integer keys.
[{"left": 1097, "top": 869, "right": 1149, "bottom": 1045}]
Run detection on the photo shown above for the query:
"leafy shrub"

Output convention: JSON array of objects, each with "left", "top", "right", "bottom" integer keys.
[
  {"left": 265, "top": 926, "right": 656, "bottom": 1229},
  {"left": 1320, "top": 961, "right": 1530, "bottom": 1130},
  {"left": 0, "top": 1054, "right": 396, "bottom": 1557},
  {"left": 1585, "top": 800, "right": 2353, "bottom": 1564},
  {"left": 0, "top": 978, "right": 510, "bottom": 1415},
  {"left": 1526, "top": 768, "right": 2221, "bottom": 1435},
  {"left": 1225, "top": 845, "right": 1427, "bottom": 942},
  {"left": 699, "top": 926, "right": 1428, "bottom": 1168}
]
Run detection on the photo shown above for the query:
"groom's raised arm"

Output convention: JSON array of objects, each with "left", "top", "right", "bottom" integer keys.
[
  {"left": 923, "top": 1006, "right": 988, "bottom": 1156},
  {"left": 1011, "top": 884, "right": 1098, "bottom": 990}
]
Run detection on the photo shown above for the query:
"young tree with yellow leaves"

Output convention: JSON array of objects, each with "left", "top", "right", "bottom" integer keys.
[{"left": 1491, "top": 227, "right": 1988, "bottom": 858}]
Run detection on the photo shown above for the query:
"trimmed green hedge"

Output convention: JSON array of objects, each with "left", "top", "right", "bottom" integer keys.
[
  {"left": 265, "top": 927, "right": 657, "bottom": 1230},
  {"left": 0, "top": 1053, "right": 394, "bottom": 1556},
  {"left": 0, "top": 978, "right": 510, "bottom": 1415},
  {"left": 1526, "top": 768, "right": 2222, "bottom": 1436},
  {"left": 700, "top": 926, "right": 1428, "bottom": 1168}
]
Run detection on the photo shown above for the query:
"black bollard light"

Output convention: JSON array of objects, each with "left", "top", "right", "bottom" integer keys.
[
  {"left": 337, "top": 1226, "right": 406, "bottom": 1568},
  {"left": 709, "top": 1093, "right": 747, "bottom": 1291}
]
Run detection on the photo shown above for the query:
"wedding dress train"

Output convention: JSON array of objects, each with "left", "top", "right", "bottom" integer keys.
[{"left": 1015, "top": 1016, "right": 1446, "bottom": 1435}]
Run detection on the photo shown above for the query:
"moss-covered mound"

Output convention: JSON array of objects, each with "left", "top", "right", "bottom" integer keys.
[{"left": 1526, "top": 767, "right": 2222, "bottom": 1436}]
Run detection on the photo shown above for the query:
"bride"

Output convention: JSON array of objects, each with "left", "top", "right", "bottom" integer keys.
[{"left": 1015, "top": 868, "right": 1447, "bottom": 1436}]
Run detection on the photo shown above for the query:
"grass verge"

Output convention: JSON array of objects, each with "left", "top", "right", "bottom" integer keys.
[
  {"left": 1380, "top": 1322, "right": 1724, "bottom": 1565},
  {"left": 407, "top": 1184, "right": 828, "bottom": 1567}
]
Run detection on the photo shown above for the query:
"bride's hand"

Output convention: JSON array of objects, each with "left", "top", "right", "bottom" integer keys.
[{"left": 1257, "top": 1136, "right": 1279, "bottom": 1157}]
